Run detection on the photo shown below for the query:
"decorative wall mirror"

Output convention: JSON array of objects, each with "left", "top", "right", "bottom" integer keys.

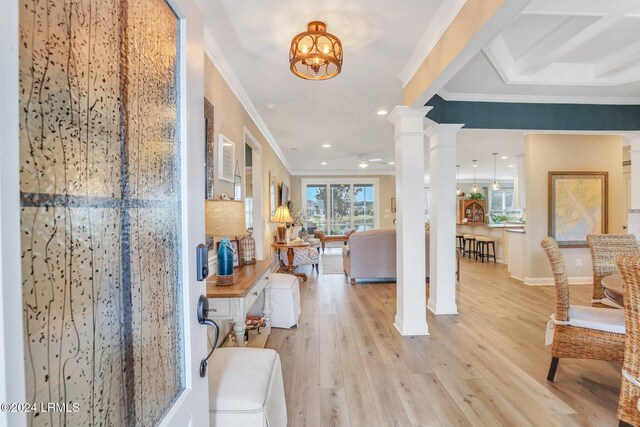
[{"left": 217, "top": 134, "right": 235, "bottom": 182}]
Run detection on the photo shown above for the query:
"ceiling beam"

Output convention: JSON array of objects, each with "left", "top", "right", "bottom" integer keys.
[
  {"left": 398, "top": 0, "right": 467, "bottom": 87},
  {"left": 483, "top": 36, "right": 514, "bottom": 83},
  {"left": 514, "top": 14, "right": 624, "bottom": 76},
  {"left": 595, "top": 40, "right": 640, "bottom": 78},
  {"left": 403, "top": 0, "right": 530, "bottom": 107}
]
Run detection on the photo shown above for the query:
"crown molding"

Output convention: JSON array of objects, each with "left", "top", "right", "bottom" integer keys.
[
  {"left": 203, "top": 27, "right": 292, "bottom": 174},
  {"left": 398, "top": 0, "right": 467, "bottom": 87},
  {"left": 438, "top": 87, "right": 640, "bottom": 105},
  {"left": 291, "top": 170, "right": 396, "bottom": 177}
]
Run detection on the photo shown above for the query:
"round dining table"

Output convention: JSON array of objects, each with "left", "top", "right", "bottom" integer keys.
[{"left": 601, "top": 273, "right": 624, "bottom": 307}]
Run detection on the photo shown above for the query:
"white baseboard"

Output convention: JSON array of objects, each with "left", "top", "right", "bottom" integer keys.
[
  {"left": 523, "top": 276, "right": 592, "bottom": 286},
  {"left": 394, "top": 315, "right": 430, "bottom": 336},
  {"left": 427, "top": 300, "right": 458, "bottom": 315}
]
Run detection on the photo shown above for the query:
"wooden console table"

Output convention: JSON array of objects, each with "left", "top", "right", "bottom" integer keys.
[
  {"left": 206, "top": 260, "right": 274, "bottom": 347},
  {"left": 314, "top": 230, "right": 355, "bottom": 253}
]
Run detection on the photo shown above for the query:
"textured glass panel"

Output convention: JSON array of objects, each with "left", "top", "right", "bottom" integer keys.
[
  {"left": 125, "top": 0, "right": 183, "bottom": 422},
  {"left": 126, "top": 0, "right": 180, "bottom": 202},
  {"left": 19, "top": 0, "right": 121, "bottom": 198},
  {"left": 21, "top": 207, "right": 126, "bottom": 426},
  {"left": 19, "top": 0, "right": 183, "bottom": 425},
  {"left": 130, "top": 207, "right": 183, "bottom": 424}
]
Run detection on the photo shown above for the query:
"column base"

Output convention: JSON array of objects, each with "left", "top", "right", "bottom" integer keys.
[
  {"left": 427, "top": 300, "right": 458, "bottom": 315},
  {"left": 394, "top": 314, "right": 429, "bottom": 336}
]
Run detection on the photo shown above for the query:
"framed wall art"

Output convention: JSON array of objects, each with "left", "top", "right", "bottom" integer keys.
[
  {"left": 269, "top": 172, "right": 277, "bottom": 219},
  {"left": 204, "top": 98, "right": 215, "bottom": 199},
  {"left": 548, "top": 171, "right": 608, "bottom": 248},
  {"left": 217, "top": 134, "right": 235, "bottom": 182}
]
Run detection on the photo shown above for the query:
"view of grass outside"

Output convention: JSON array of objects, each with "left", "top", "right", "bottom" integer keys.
[{"left": 306, "top": 183, "right": 375, "bottom": 234}]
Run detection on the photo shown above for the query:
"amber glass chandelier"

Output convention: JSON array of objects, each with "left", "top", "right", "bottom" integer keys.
[{"left": 290, "top": 21, "right": 343, "bottom": 80}]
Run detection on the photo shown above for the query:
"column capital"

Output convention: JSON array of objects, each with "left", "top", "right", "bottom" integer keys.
[
  {"left": 387, "top": 106, "right": 432, "bottom": 129},
  {"left": 424, "top": 123, "right": 464, "bottom": 138},
  {"left": 387, "top": 106, "right": 432, "bottom": 122}
]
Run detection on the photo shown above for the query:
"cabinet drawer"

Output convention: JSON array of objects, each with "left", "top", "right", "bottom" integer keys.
[
  {"left": 208, "top": 298, "right": 230, "bottom": 318},
  {"left": 244, "top": 286, "right": 262, "bottom": 312},
  {"left": 244, "top": 272, "right": 270, "bottom": 311}
]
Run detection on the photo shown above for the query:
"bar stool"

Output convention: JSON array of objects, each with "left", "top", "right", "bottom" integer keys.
[
  {"left": 476, "top": 236, "right": 496, "bottom": 263},
  {"left": 456, "top": 233, "right": 465, "bottom": 253},
  {"left": 463, "top": 234, "right": 476, "bottom": 258}
]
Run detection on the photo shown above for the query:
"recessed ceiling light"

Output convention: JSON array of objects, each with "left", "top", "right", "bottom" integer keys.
[
  {"left": 501, "top": 155, "right": 508, "bottom": 159},
  {"left": 322, "top": 144, "right": 331, "bottom": 148},
  {"left": 388, "top": 161, "right": 395, "bottom": 165},
  {"left": 508, "top": 164, "right": 515, "bottom": 168},
  {"left": 369, "top": 158, "right": 382, "bottom": 162},
  {"left": 377, "top": 110, "right": 388, "bottom": 116},
  {"left": 321, "top": 162, "right": 327, "bottom": 166}
]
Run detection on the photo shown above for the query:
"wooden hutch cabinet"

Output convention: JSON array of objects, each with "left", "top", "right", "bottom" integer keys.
[{"left": 459, "top": 199, "right": 486, "bottom": 223}]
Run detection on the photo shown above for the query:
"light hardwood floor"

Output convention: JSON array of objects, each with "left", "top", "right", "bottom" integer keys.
[{"left": 266, "top": 251, "right": 622, "bottom": 426}]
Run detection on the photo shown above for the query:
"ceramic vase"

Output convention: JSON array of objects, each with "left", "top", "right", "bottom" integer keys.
[{"left": 217, "top": 237, "right": 233, "bottom": 276}]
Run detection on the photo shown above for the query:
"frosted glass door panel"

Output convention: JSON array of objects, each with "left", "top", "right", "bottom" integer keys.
[{"left": 19, "top": 0, "right": 183, "bottom": 425}]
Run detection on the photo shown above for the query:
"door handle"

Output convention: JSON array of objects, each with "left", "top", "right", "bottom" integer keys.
[{"left": 197, "top": 295, "right": 219, "bottom": 378}]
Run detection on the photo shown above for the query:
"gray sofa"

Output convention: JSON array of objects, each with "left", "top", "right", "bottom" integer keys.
[{"left": 342, "top": 229, "right": 430, "bottom": 285}]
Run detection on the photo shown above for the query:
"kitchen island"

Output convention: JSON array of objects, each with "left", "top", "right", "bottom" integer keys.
[{"left": 456, "top": 222, "right": 525, "bottom": 264}]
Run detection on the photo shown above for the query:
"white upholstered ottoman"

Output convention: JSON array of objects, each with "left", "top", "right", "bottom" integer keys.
[
  {"left": 269, "top": 273, "right": 301, "bottom": 329},
  {"left": 208, "top": 348, "right": 287, "bottom": 427}
]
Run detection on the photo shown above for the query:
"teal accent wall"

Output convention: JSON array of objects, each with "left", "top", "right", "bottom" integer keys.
[{"left": 426, "top": 95, "right": 640, "bottom": 131}]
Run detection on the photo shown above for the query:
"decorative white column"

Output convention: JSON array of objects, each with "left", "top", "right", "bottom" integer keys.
[
  {"left": 630, "top": 138, "right": 640, "bottom": 209},
  {"left": 387, "top": 106, "right": 431, "bottom": 336},
  {"left": 513, "top": 154, "right": 526, "bottom": 214},
  {"left": 426, "top": 124, "right": 463, "bottom": 315}
]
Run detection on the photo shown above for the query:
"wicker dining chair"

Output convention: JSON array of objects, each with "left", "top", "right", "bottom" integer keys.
[
  {"left": 587, "top": 234, "right": 639, "bottom": 309},
  {"left": 540, "top": 237, "right": 625, "bottom": 381},
  {"left": 616, "top": 255, "right": 640, "bottom": 427}
]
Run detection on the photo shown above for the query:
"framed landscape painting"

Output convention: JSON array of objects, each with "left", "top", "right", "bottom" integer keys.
[{"left": 548, "top": 172, "right": 608, "bottom": 248}]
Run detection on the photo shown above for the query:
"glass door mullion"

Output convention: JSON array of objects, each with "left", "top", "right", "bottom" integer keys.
[
  {"left": 326, "top": 184, "right": 331, "bottom": 234},
  {"left": 349, "top": 184, "right": 355, "bottom": 230}
]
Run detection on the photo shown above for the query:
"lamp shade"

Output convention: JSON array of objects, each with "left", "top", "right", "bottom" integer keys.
[
  {"left": 272, "top": 205, "right": 293, "bottom": 223},
  {"left": 205, "top": 200, "right": 247, "bottom": 237}
]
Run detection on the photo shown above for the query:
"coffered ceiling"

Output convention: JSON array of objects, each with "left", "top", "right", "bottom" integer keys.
[{"left": 442, "top": 0, "right": 640, "bottom": 104}]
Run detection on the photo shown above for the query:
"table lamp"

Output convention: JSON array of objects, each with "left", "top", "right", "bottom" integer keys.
[
  {"left": 205, "top": 200, "right": 247, "bottom": 285},
  {"left": 272, "top": 205, "right": 293, "bottom": 243}
]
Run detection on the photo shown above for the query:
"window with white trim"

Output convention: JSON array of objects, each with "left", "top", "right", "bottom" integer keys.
[{"left": 302, "top": 178, "right": 379, "bottom": 234}]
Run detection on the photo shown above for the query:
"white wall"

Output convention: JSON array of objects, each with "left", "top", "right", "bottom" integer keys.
[{"left": 523, "top": 134, "right": 624, "bottom": 284}]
